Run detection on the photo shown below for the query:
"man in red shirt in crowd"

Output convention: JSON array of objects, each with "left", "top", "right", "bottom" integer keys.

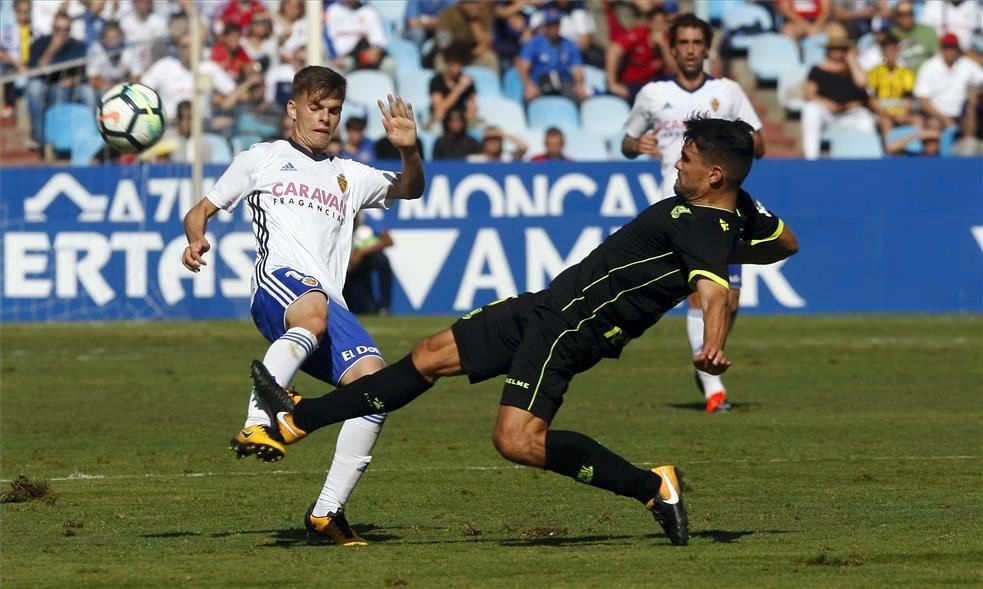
[
  {"left": 212, "top": 22, "right": 253, "bottom": 80},
  {"left": 605, "top": 8, "right": 674, "bottom": 102},
  {"left": 218, "top": 0, "right": 267, "bottom": 32}
]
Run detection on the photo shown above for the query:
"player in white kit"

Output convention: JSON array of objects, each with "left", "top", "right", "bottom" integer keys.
[
  {"left": 181, "top": 66, "right": 424, "bottom": 545},
  {"left": 622, "top": 14, "right": 766, "bottom": 413}
]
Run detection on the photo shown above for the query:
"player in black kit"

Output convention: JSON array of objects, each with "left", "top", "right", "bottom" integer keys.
[{"left": 250, "top": 117, "right": 800, "bottom": 546}]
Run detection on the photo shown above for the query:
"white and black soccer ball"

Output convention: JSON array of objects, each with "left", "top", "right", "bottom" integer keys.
[{"left": 96, "top": 83, "right": 165, "bottom": 153}]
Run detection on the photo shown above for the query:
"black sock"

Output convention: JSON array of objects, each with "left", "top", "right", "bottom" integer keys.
[
  {"left": 544, "top": 430, "right": 661, "bottom": 505},
  {"left": 293, "top": 354, "right": 433, "bottom": 433}
]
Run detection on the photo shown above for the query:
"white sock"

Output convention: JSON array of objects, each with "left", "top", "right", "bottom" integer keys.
[
  {"left": 313, "top": 413, "right": 386, "bottom": 516},
  {"left": 686, "top": 308, "right": 725, "bottom": 399},
  {"left": 244, "top": 327, "right": 319, "bottom": 428}
]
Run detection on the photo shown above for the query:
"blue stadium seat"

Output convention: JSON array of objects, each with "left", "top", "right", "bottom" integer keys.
[
  {"left": 70, "top": 134, "right": 106, "bottom": 166},
  {"left": 236, "top": 112, "right": 277, "bottom": 138},
  {"left": 518, "top": 127, "right": 545, "bottom": 160},
  {"left": 464, "top": 65, "right": 502, "bottom": 98},
  {"left": 801, "top": 33, "right": 828, "bottom": 67},
  {"left": 748, "top": 33, "right": 801, "bottom": 83},
  {"left": 777, "top": 64, "right": 810, "bottom": 113},
  {"left": 502, "top": 67, "right": 524, "bottom": 104},
  {"left": 722, "top": 2, "right": 773, "bottom": 51},
  {"left": 580, "top": 95, "right": 630, "bottom": 136},
  {"left": 44, "top": 103, "right": 98, "bottom": 154},
  {"left": 527, "top": 96, "right": 579, "bottom": 132},
  {"left": 694, "top": 0, "right": 732, "bottom": 24},
  {"left": 418, "top": 129, "right": 439, "bottom": 160},
  {"left": 388, "top": 37, "right": 421, "bottom": 71},
  {"left": 828, "top": 128, "right": 884, "bottom": 159},
  {"left": 940, "top": 125, "right": 959, "bottom": 157},
  {"left": 346, "top": 70, "right": 397, "bottom": 106},
  {"left": 477, "top": 96, "right": 527, "bottom": 135},
  {"left": 565, "top": 132, "right": 610, "bottom": 161},
  {"left": 368, "top": 0, "right": 406, "bottom": 36},
  {"left": 231, "top": 134, "right": 263, "bottom": 155},
  {"left": 203, "top": 133, "right": 233, "bottom": 164},
  {"left": 885, "top": 125, "right": 923, "bottom": 154},
  {"left": 581, "top": 65, "right": 607, "bottom": 96}
]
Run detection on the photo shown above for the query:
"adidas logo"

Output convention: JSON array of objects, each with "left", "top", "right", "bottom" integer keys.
[
  {"left": 661, "top": 102, "right": 672, "bottom": 110},
  {"left": 280, "top": 162, "right": 297, "bottom": 171}
]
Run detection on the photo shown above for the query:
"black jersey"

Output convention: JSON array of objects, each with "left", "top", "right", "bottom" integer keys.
[{"left": 546, "top": 190, "right": 783, "bottom": 341}]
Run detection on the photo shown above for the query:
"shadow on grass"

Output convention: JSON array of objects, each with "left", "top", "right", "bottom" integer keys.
[
  {"left": 666, "top": 401, "right": 762, "bottom": 412},
  {"left": 142, "top": 524, "right": 399, "bottom": 546}
]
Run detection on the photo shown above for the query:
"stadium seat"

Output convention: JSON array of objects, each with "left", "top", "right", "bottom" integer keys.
[
  {"left": 527, "top": 96, "right": 579, "bottom": 132},
  {"left": 565, "top": 132, "right": 610, "bottom": 161},
  {"left": 397, "top": 68, "right": 433, "bottom": 127},
  {"left": 885, "top": 125, "right": 923, "bottom": 154},
  {"left": 367, "top": 0, "right": 406, "bottom": 36},
  {"left": 477, "top": 96, "right": 527, "bottom": 135},
  {"left": 464, "top": 65, "right": 502, "bottom": 98},
  {"left": 70, "top": 134, "right": 106, "bottom": 166},
  {"left": 518, "top": 127, "right": 545, "bottom": 160},
  {"left": 236, "top": 112, "right": 277, "bottom": 138},
  {"left": 801, "top": 33, "right": 828, "bottom": 67},
  {"left": 231, "top": 134, "right": 263, "bottom": 155},
  {"left": 388, "top": 37, "right": 421, "bottom": 72},
  {"left": 777, "top": 64, "right": 810, "bottom": 114},
  {"left": 581, "top": 65, "right": 607, "bottom": 96},
  {"left": 828, "top": 128, "right": 884, "bottom": 159},
  {"left": 694, "top": 0, "right": 731, "bottom": 24},
  {"left": 346, "top": 70, "right": 397, "bottom": 106},
  {"left": 940, "top": 125, "right": 959, "bottom": 157},
  {"left": 748, "top": 33, "right": 801, "bottom": 83},
  {"left": 722, "top": 2, "right": 773, "bottom": 52},
  {"left": 502, "top": 67, "right": 524, "bottom": 104},
  {"left": 44, "top": 103, "right": 98, "bottom": 156},
  {"left": 203, "top": 133, "right": 233, "bottom": 164},
  {"left": 580, "top": 95, "right": 630, "bottom": 136},
  {"left": 418, "top": 129, "right": 439, "bottom": 160}
]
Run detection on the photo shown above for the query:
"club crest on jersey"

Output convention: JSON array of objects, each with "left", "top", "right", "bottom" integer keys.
[
  {"left": 337, "top": 174, "right": 348, "bottom": 193},
  {"left": 301, "top": 276, "right": 319, "bottom": 287},
  {"left": 671, "top": 205, "right": 691, "bottom": 218},
  {"left": 711, "top": 98, "right": 720, "bottom": 112}
]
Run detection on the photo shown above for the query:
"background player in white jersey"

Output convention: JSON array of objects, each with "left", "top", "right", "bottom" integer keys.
[
  {"left": 621, "top": 14, "right": 765, "bottom": 413},
  {"left": 181, "top": 66, "right": 424, "bottom": 545}
]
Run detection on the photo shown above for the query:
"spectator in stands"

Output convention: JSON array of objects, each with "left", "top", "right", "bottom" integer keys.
[
  {"left": 883, "top": 123, "right": 941, "bottom": 156},
  {"left": 519, "top": 8, "right": 587, "bottom": 103},
  {"left": 467, "top": 126, "right": 528, "bottom": 162},
  {"left": 832, "top": 0, "right": 888, "bottom": 40},
  {"left": 867, "top": 33, "right": 919, "bottom": 139},
  {"left": 326, "top": 0, "right": 393, "bottom": 75},
  {"left": 145, "top": 100, "right": 214, "bottom": 163},
  {"left": 606, "top": 7, "right": 671, "bottom": 102},
  {"left": 31, "top": 2, "right": 61, "bottom": 38},
  {"left": 429, "top": 43, "right": 478, "bottom": 130},
  {"left": 341, "top": 117, "right": 375, "bottom": 163},
  {"left": 406, "top": 0, "right": 456, "bottom": 47},
  {"left": 530, "top": 127, "right": 571, "bottom": 161},
  {"left": 0, "top": 0, "right": 32, "bottom": 118},
  {"left": 119, "top": 0, "right": 167, "bottom": 72},
  {"left": 75, "top": 0, "right": 109, "bottom": 48},
  {"left": 492, "top": 1, "right": 534, "bottom": 68},
  {"left": 436, "top": 0, "right": 498, "bottom": 73},
  {"left": 374, "top": 135, "right": 425, "bottom": 160},
  {"left": 141, "top": 33, "right": 251, "bottom": 131},
  {"left": 890, "top": 1, "right": 938, "bottom": 72},
  {"left": 954, "top": 84, "right": 983, "bottom": 155},
  {"left": 530, "top": 0, "right": 603, "bottom": 67},
  {"left": 86, "top": 21, "right": 136, "bottom": 94},
  {"left": 344, "top": 214, "right": 395, "bottom": 316},
  {"left": 272, "top": 0, "right": 305, "bottom": 59},
  {"left": 919, "top": 0, "right": 979, "bottom": 51},
  {"left": 801, "top": 35, "right": 876, "bottom": 159},
  {"left": 265, "top": 43, "right": 304, "bottom": 110},
  {"left": 212, "top": 22, "right": 252, "bottom": 80},
  {"left": 779, "top": 0, "right": 842, "bottom": 42},
  {"left": 241, "top": 12, "right": 277, "bottom": 73},
  {"left": 433, "top": 108, "right": 480, "bottom": 159},
  {"left": 217, "top": 0, "right": 267, "bottom": 33},
  {"left": 914, "top": 33, "right": 983, "bottom": 131},
  {"left": 26, "top": 11, "right": 96, "bottom": 147}
]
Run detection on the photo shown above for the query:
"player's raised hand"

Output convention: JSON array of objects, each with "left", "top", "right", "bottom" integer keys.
[
  {"left": 693, "top": 346, "right": 731, "bottom": 375},
  {"left": 182, "top": 238, "right": 211, "bottom": 272},
  {"left": 378, "top": 94, "right": 417, "bottom": 149},
  {"left": 638, "top": 131, "right": 661, "bottom": 157}
]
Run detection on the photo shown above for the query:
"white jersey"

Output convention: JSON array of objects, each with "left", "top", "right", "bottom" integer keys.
[
  {"left": 624, "top": 77, "right": 762, "bottom": 199},
  {"left": 205, "top": 139, "right": 394, "bottom": 308}
]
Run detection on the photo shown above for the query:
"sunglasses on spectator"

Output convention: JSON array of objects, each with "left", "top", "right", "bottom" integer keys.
[
  {"left": 54, "top": 26, "right": 72, "bottom": 33},
  {"left": 896, "top": 10, "right": 913, "bottom": 16}
]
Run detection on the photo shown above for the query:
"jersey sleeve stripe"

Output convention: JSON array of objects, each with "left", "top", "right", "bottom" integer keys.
[
  {"left": 748, "top": 219, "right": 785, "bottom": 246},
  {"left": 688, "top": 270, "right": 729, "bottom": 290}
]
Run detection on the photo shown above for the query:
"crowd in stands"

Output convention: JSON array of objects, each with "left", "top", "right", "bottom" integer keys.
[{"left": 1, "top": 0, "right": 982, "bottom": 164}]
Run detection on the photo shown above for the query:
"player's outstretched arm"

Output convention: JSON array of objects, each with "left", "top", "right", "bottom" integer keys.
[
  {"left": 693, "top": 278, "right": 732, "bottom": 376},
  {"left": 730, "top": 224, "right": 800, "bottom": 265},
  {"left": 379, "top": 94, "right": 425, "bottom": 200},
  {"left": 182, "top": 198, "right": 221, "bottom": 272}
]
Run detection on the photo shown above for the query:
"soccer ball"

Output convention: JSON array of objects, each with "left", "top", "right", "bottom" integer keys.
[{"left": 96, "top": 83, "right": 165, "bottom": 153}]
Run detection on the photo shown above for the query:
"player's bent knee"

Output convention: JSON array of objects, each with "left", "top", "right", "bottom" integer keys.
[{"left": 411, "top": 329, "right": 462, "bottom": 379}]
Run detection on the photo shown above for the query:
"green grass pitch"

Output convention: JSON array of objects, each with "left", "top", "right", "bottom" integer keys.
[{"left": 2, "top": 316, "right": 981, "bottom": 587}]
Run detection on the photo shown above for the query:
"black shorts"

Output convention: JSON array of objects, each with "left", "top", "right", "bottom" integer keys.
[{"left": 451, "top": 292, "right": 613, "bottom": 423}]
